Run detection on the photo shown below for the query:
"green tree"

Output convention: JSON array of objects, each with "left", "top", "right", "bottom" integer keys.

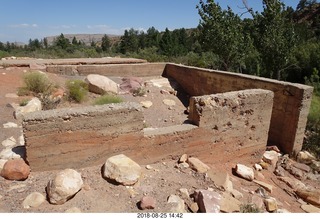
[
  {"left": 159, "top": 28, "right": 174, "bottom": 56},
  {"left": 146, "top": 27, "right": 160, "bottom": 48},
  {"left": 101, "top": 34, "right": 111, "bottom": 52},
  {"left": 119, "top": 28, "right": 139, "bottom": 54},
  {"left": 254, "top": 0, "right": 297, "bottom": 80},
  {"left": 197, "top": 0, "right": 247, "bottom": 71},
  {"left": 54, "top": 33, "right": 70, "bottom": 50},
  {"left": 72, "top": 36, "right": 79, "bottom": 45}
]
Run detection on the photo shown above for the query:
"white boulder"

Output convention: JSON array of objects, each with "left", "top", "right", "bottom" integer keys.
[
  {"left": 103, "top": 154, "right": 142, "bottom": 186},
  {"left": 235, "top": 164, "right": 254, "bottom": 181},
  {"left": 85, "top": 74, "right": 118, "bottom": 94},
  {"left": 46, "top": 169, "right": 83, "bottom": 205},
  {"left": 15, "top": 97, "right": 42, "bottom": 120}
]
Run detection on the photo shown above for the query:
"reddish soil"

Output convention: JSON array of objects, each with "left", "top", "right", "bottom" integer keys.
[{"left": 0, "top": 66, "right": 319, "bottom": 213}]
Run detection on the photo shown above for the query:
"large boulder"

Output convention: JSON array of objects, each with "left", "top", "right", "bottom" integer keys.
[
  {"left": 14, "top": 97, "right": 42, "bottom": 120},
  {"left": 85, "top": 74, "right": 118, "bottom": 94},
  {"left": 0, "top": 159, "right": 30, "bottom": 181},
  {"left": 103, "top": 154, "right": 142, "bottom": 186},
  {"left": 46, "top": 169, "right": 83, "bottom": 205}
]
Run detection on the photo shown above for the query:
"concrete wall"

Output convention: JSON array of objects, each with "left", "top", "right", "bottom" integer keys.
[
  {"left": 189, "top": 89, "right": 274, "bottom": 150},
  {"left": 23, "top": 103, "right": 144, "bottom": 171},
  {"left": 46, "top": 63, "right": 166, "bottom": 77},
  {"left": 163, "top": 64, "right": 313, "bottom": 155},
  {"left": 23, "top": 91, "right": 272, "bottom": 171}
]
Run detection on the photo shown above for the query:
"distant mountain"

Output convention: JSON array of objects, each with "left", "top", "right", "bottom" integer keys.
[{"left": 45, "top": 34, "right": 121, "bottom": 46}]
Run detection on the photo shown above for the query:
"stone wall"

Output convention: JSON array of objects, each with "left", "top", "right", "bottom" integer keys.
[
  {"left": 163, "top": 64, "right": 314, "bottom": 155},
  {"left": 46, "top": 63, "right": 166, "bottom": 77},
  {"left": 189, "top": 89, "right": 274, "bottom": 150}
]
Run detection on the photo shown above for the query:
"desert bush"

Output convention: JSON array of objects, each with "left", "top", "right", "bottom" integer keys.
[
  {"left": 132, "top": 87, "right": 147, "bottom": 97},
  {"left": 240, "top": 203, "right": 261, "bottom": 213},
  {"left": 66, "top": 80, "right": 88, "bottom": 103},
  {"left": 22, "top": 71, "right": 53, "bottom": 94},
  {"left": 94, "top": 94, "right": 123, "bottom": 105}
]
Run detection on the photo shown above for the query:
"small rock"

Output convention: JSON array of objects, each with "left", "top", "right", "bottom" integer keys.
[
  {"left": 85, "top": 74, "right": 118, "bottom": 94},
  {"left": 8, "top": 184, "right": 26, "bottom": 192},
  {"left": 259, "top": 162, "right": 269, "bottom": 170},
  {"left": 14, "top": 97, "right": 42, "bottom": 120},
  {"left": 140, "top": 101, "right": 153, "bottom": 109},
  {"left": 292, "top": 162, "right": 311, "bottom": 173},
  {"left": 82, "top": 184, "right": 91, "bottom": 191},
  {"left": 194, "top": 190, "right": 221, "bottom": 213},
  {"left": 103, "top": 154, "right": 141, "bottom": 186},
  {"left": 163, "top": 99, "right": 176, "bottom": 106},
  {"left": 297, "top": 151, "right": 316, "bottom": 165},
  {"left": 65, "top": 207, "right": 82, "bottom": 213},
  {"left": 301, "top": 204, "right": 320, "bottom": 213},
  {"left": 295, "top": 188, "right": 320, "bottom": 207},
  {"left": 287, "top": 166, "right": 305, "bottom": 180},
  {"left": 46, "top": 169, "right": 83, "bottom": 205},
  {"left": 19, "top": 135, "right": 25, "bottom": 146},
  {"left": 179, "top": 188, "right": 190, "bottom": 199},
  {"left": 310, "top": 160, "right": 320, "bottom": 172},
  {"left": 274, "top": 165, "right": 286, "bottom": 177},
  {"left": 253, "top": 180, "right": 273, "bottom": 193},
  {"left": 0, "top": 159, "right": 30, "bottom": 181},
  {"left": 262, "top": 150, "right": 279, "bottom": 167},
  {"left": 235, "top": 164, "right": 254, "bottom": 181},
  {"left": 0, "top": 159, "right": 8, "bottom": 171},
  {"left": 3, "top": 122, "right": 18, "bottom": 128},
  {"left": 189, "top": 202, "right": 199, "bottom": 213},
  {"left": 266, "top": 145, "right": 281, "bottom": 153},
  {"left": 22, "top": 192, "right": 46, "bottom": 209},
  {"left": 187, "top": 157, "right": 210, "bottom": 173},
  {"left": 297, "top": 198, "right": 307, "bottom": 205},
  {"left": 177, "top": 162, "right": 189, "bottom": 169},
  {"left": 220, "top": 192, "right": 241, "bottom": 212},
  {"left": 251, "top": 195, "right": 264, "bottom": 209},
  {"left": 179, "top": 154, "right": 188, "bottom": 163},
  {"left": 167, "top": 194, "right": 186, "bottom": 213},
  {"left": 276, "top": 208, "right": 291, "bottom": 213},
  {"left": 307, "top": 173, "right": 319, "bottom": 181},
  {"left": 145, "top": 165, "right": 153, "bottom": 170},
  {"left": 264, "top": 197, "right": 278, "bottom": 212},
  {"left": 231, "top": 189, "right": 243, "bottom": 200},
  {"left": 127, "top": 187, "right": 139, "bottom": 198},
  {"left": 278, "top": 176, "right": 306, "bottom": 190},
  {"left": 0, "top": 148, "right": 21, "bottom": 160},
  {"left": 254, "top": 164, "right": 263, "bottom": 171},
  {"left": 2, "top": 136, "right": 16, "bottom": 148},
  {"left": 140, "top": 196, "right": 156, "bottom": 210},
  {"left": 207, "top": 170, "right": 233, "bottom": 192}
]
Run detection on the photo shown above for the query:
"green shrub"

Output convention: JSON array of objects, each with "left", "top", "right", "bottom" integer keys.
[
  {"left": 303, "top": 93, "right": 320, "bottom": 159},
  {"left": 132, "top": 87, "right": 147, "bottom": 97},
  {"left": 66, "top": 80, "right": 88, "bottom": 103},
  {"left": 17, "top": 87, "right": 31, "bottom": 96},
  {"left": 94, "top": 94, "right": 123, "bottom": 105},
  {"left": 19, "top": 99, "right": 30, "bottom": 106},
  {"left": 23, "top": 71, "right": 52, "bottom": 94},
  {"left": 240, "top": 203, "right": 261, "bottom": 213}
]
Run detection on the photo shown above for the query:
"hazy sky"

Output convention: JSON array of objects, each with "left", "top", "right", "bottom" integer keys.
[{"left": 0, "top": 0, "right": 300, "bottom": 43}]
